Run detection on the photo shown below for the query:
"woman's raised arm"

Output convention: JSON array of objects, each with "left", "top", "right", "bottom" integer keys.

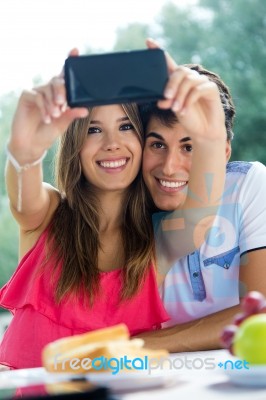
[{"left": 6, "top": 73, "right": 88, "bottom": 232}]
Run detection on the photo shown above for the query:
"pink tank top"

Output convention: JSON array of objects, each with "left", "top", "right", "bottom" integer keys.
[{"left": 0, "top": 229, "right": 169, "bottom": 369}]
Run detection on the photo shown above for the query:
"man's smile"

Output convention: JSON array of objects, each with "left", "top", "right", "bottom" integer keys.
[{"left": 155, "top": 178, "right": 188, "bottom": 192}]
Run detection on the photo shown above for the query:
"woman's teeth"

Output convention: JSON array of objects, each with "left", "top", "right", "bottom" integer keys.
[{"left": 99, "top": 159, "right": 127, "bottom": 168}]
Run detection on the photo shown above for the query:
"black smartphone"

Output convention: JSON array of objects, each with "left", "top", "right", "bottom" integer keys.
[{"left": 64, "top": 49, "right": 168, "bottom": 107}]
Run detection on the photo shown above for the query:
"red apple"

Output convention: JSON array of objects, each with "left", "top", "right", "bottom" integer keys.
[
  {"left": 220, "top": 324, "right": 238, "bottom": 350},
  {"left": 241, "top": 291, "right": 265, "bottom": 314}
]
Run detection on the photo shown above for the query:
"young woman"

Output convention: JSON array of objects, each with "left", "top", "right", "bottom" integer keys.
[{"left": 0, "top": 91, "right": 171, "bottom": 369}]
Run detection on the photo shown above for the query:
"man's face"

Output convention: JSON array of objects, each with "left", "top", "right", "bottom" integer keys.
[{"left": 142, "top": 117, "right": 192, "bottom": 211}]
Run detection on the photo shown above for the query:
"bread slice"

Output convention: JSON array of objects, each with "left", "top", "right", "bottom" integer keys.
[
  {"left": 42, "top": 324, "right": 168, "bottom": 374},
  {"left": 42, "top": 323, "right": 129, "bottom": 372}
]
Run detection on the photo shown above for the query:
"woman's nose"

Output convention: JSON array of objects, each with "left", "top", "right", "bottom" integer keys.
[{"left": 103, "top": 133, "right": 121, "bottom": 151}]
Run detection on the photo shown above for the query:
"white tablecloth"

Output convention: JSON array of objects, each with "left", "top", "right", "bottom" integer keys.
[
  {"left": 120, "top": 350, "right": 266, "bottom": 400},
  {"left": 1, "top": 349, "right": 266, "bottom": 399}
]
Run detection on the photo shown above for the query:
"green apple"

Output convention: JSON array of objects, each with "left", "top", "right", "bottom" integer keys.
[{"left": 233, "top": 314, "right": 266, "bottom": 364}]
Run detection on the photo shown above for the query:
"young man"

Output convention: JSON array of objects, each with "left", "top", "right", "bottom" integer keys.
[{"left": 138, "top": 62, "right": 266, "bottom": 352}]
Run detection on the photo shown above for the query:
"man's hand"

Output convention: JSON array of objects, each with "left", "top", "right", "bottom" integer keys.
[
  {"left": 146, "top": 38, "right": 178, "bottom": 74},
  {"left": 146, "top": 38, "right": 226, "bottom": 142}
]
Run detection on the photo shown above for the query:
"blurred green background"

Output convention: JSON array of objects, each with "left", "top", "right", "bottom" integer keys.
[{"left": 1, "top": 0, "right": 265, "bottom": 305}]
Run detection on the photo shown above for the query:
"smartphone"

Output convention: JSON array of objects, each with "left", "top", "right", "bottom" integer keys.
[{"left": 64, "top": 49, "right": 168, "bottom": 107}]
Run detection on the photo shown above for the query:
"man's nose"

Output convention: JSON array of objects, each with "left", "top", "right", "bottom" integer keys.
[{"left": 161, "top": 151, "right": 184, "bottom": 176}]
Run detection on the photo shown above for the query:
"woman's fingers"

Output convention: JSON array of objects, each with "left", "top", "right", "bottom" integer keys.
[
  {"left": 32, "top": 90, "right": 51, "bottom": 125},
  {"left": 51, "top": 76, "right": 68, "bottom": 115},
  {"left": 33, "top": 76, "right": 68, "bottom": 123},
  {"left": 54, "top": 107, "right": 88, "bottom": 132},
  {"left": 26, "top": 81, "right": 85, "bottom": 127},
  {"left": 34, "top": 86, "right": 58, "bottom": 123},
  {"left": 24, "top": 85, "right": 88, "bottom": 131}
]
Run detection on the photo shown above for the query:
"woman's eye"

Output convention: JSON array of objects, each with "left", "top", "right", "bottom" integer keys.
[
  {"left": 120, "top": 123, "right": 134, "bottom": 131},
  {"left": 88, "top": 126, "right": 101, "bottom": 134},
  {"left": 151, "top": 142, "right": 166, "bottom": 149}
]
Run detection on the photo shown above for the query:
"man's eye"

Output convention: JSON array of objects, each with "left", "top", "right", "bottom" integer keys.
[
  {"left": 88, "top": 127, "right": 101, "bottom": 134},
  {"left": 120, "top": 123, "right": 134, "bottom": 131},
  {"left": 183, "top": 144, "right": 193, "bottom": 152},
  {"left": 151, "top": 142, "right": 166, "bottom": 149}
]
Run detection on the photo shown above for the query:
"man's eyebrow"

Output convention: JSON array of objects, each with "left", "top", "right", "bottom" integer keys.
[
  {"left": 145, "top": 132, "right": 192, "bottom": 143},
  {"left": 179, "top": 136, "right": 191, "bottom": 143},
  {"left": 145, "top": 132, "right": 165, "bottom": 141}
]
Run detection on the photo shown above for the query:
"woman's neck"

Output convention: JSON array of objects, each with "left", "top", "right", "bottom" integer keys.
[
  {"left": 97, "top": 190, "right": 126, "bottom": 233},
  {"left": 96, "top": 191, "right": 126, "bottom": 272}
]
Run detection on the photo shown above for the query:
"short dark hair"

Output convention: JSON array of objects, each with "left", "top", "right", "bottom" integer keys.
[{"left": 139, "top": 64, "right": 235, "bottom": 141}]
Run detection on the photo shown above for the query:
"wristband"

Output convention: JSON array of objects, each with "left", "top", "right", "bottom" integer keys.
[{"left": 5, "top": 144, "right": 47, "bottom": 212}]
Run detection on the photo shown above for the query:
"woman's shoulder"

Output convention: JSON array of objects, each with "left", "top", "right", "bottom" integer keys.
[{"left": 19, "top": 183, "right": 61, "bottom": 260}]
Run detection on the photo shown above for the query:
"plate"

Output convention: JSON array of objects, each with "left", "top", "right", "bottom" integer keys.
[
  {"left": 0, "top": 367, "right": 177, "bottom": 392},
  {"left": 87, "top": 369, "right": 177, "bottom": 392},
  {"left": 224, "top": 364, "right": 266, "bottom": 387}
]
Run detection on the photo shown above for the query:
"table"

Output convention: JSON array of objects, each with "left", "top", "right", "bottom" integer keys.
[
  {"left": 119, "top": 350, "right": 266, "bottom": 400},
  {"left": 1, "top": 350, "right": 266, "bottom": 399}
]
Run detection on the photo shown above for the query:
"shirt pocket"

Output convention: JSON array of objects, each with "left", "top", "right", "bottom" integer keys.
[{"left": 203, "top": 246, "right": 240, "bottom": 270}]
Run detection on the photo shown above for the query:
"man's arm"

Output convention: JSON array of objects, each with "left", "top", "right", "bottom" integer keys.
[
  {"left": 136, "top": 249, "right": 266, "bottom": 352},
  {"left": 146, "top": 39, "right": 227, "bottom": 268},
  {"left": 136, "top": 304, "right": 240, "bottom": 352}
]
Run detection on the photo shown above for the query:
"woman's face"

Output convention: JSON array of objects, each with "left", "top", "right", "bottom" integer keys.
[{"left": 80, "top": 104, "right": 142, "bottom": 194}]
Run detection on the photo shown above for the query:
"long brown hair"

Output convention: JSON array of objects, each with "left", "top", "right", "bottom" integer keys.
[{"left": 47, "top": 104, "right": 154, "bottom": 305}]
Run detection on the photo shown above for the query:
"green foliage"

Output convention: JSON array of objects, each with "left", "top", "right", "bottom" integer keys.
[
  {"left": 0, "top": 92, "right": 19, "bottom": 196},
  {"left": 113, "top": 23, "right": 150, "bottom": 51},
  {"left": 0, "top": 93, "right": 21, "bottom": 290},
  {"left": 0, "top": 197, "right": 18, "bottom": 288},
  {"left": 156, "top": 3, "right": 208, "bottom": 64},
  {"left": 193, "top": 0, "right": 266, "bottom": 162}
]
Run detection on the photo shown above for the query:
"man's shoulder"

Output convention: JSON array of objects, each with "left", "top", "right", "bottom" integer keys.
[
  {"left": 226, "top": 161, "right": 265, "bottom": 176},
  {"left": 222, "top": 161, "right": 266, "bottom": 203}
]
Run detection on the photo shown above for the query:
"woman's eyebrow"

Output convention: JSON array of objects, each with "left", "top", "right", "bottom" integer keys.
[
  {"left": 90, "top": 116, "right": 129, "bottom": 124},
  {"left": 117, "top": 116, "right": 130, "bottom": 122}
]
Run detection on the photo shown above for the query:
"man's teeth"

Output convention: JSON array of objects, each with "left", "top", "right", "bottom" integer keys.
[
  {"left": 159, "top": 180, "right": 187, "bottom": 188},
  {"left": 99, "top": 159, "right": 127, "bottom": 168}
]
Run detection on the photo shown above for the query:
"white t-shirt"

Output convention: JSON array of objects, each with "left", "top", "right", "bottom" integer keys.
[{"left": 156, "top": 161, "right": 266, "bottom": 326}]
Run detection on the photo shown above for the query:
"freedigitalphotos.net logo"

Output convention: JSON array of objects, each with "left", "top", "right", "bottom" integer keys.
[
  {"left": 217, "top": 359, "right": 249, "bottom": 370},
  {"left": 53, "top": 354, "right": 236, "bottom": 375}
]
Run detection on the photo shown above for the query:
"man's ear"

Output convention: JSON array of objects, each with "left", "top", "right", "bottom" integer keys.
[{"left": 226, "top": 140, "right": 232, "bottom": 162}]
